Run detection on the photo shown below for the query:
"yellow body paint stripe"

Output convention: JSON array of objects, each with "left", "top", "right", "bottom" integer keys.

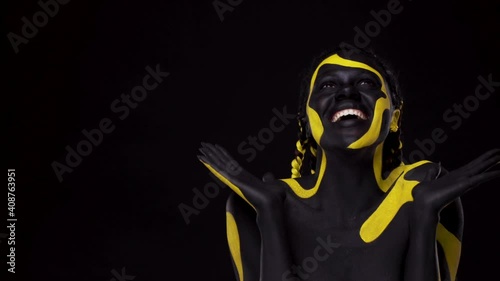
[
  {"left": 306, "top": 103, "right": 325, "bottom": 148},
  {"left": 280, "top": 151, "right": 326, "bottom": 198},
  {"left": 436, "top": 223, "right": 461, "bottom": 281},
  {"left": 201, "top": 162, "right": 255, "bottom": 210},
  {"left": 360, "top": 160, "right": 430, "bottom": 242},
  {"left": 308, "top": 54, "right": 387, "bottom": 95},
  {"left": 373, "top": 143, "right": 407, "bottom": 192},
  {"left": 226, "top": 212, "right": 244, "bottom": 281},
  {"left": 348, "top": 97, "right": 389, "bottom": 149}
]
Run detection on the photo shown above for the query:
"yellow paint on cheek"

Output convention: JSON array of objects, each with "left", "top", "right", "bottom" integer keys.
[
  {"left": 201, "top": 161, "right": 255, "bottom": 211},
  {"left": 437, "top": 223, "right": 461, "bottom": 281},
  {"left": 360, "top": 161, "right": 430, "bottom": 243},
  {"left": 348, "top": 97, "right": 390, "bottom": 149},
  {"left": 306, "top": 106, "right": 324, "bottom": 145},
  {"left": 226, "top": 212, "right": 244, "bottom": 281}
]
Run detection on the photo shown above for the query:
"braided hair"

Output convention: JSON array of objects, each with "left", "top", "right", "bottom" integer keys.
[{"left": 290, "top": 45, "right": 404, "bottom": 178}]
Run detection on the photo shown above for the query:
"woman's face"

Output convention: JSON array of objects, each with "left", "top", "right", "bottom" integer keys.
[{"left": 306, "top": 53, "right": 398, "bottom": 151}]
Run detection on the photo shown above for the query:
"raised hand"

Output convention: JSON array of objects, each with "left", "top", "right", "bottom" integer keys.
[
  {"left": 412, "top": 148, "right": 500, "bottom": 215},
  {"left": 197, "top": 142, "right": 285, "bottom": 213}
]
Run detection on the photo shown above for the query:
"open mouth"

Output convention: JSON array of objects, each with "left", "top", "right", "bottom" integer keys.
[{"left": 331, "top": 108, "right": 368, "bottom": 123}]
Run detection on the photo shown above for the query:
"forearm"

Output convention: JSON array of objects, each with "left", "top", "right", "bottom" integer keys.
[
  {"left": 257, "top": 207, "right": 293, "bottom": 281},
  {"left": 404, "top": 212, "right": 440, "bottom": 281}
]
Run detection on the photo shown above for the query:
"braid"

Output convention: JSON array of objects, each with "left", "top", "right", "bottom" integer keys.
[
  {"left": 291, "top": 118, "right": 308, "bottom": 178},
  {"left": 290, "top": 63, "right": 319, "bottom": 178}
]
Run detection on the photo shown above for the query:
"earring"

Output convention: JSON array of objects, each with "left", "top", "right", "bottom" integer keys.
[
  {"left": 390, "top": 124, "right": 398, "bottom": 132},
  {"left": 390, "top": 109, "right": 401, "bottom": 133}
]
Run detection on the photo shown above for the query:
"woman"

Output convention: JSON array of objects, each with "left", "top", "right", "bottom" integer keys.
[{"left": 198, "top": 46, "right": 500, "bottom": 281}]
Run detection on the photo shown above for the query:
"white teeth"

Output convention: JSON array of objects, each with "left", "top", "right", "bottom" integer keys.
[{"left": 331, "top": 109, "right": 367, "bottom": 122}]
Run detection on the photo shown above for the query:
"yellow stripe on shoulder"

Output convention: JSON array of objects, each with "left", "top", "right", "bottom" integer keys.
[{"left": 360, "top": 161, "right": 430, "bottom": 243}]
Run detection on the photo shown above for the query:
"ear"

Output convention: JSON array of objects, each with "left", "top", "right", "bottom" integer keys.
[{"left": 390, "top": 109, "right": 400, "bottom": 132}]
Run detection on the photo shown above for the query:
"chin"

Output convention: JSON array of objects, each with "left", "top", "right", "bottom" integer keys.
[{"left": 320, "top": 136, "right": 365, "bottom": 152}]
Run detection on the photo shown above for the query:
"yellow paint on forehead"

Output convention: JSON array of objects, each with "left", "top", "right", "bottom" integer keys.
[{"left": 308, "top": 54, "right": 388, "bottom": 96}]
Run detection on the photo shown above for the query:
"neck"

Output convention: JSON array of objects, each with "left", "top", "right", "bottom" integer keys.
[{"left": 311, "top": 146, "right": 383, "bottom": 221}]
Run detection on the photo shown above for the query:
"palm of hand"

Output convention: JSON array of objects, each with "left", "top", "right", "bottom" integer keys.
[
  {"left": 198, "top": 142, "right": 285, "bottom": 212},
  {"left": 412, "top": 148, "right": 500, "bottom": 215}
]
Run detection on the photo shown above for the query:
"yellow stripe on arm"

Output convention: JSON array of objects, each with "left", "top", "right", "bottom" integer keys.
[
  {"left": 226, "top": 212, "right": 244, "bottom": 281},
  {"left": 436, "top": 222, "right": 462, "bottom": 281},
  {"left": 200, "top": 161, "right": 255, "bottom": 210}
]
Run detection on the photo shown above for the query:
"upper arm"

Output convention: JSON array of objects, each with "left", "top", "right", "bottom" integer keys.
[
  {"left": 406, "top": 162, "right": 464, "bottom": 281},
  {"left": 431, "top": 165, "right": 464, "bottom": 281},
  {"left": 225, "top": 192, "right": 261, "bottom": 281},
  {"left": 436, "top": 197, "right": 464, "bottom": 281}
]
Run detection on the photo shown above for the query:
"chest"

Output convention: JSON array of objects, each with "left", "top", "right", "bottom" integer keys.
[{"left": 283, "top": 198, "right": 411, "bottom": 281}]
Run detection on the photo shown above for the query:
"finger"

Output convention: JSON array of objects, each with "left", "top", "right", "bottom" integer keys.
[
  {"left": 210, "top": 144, "right": 243, "bottom": 176},
  {"left": 199, "top": 152, "right": 242, "bottom": 189},
  {"left": 199, "top": 153, "right": 258, "bottom": 211},
  {"left": 462, "top": 154, "right": 500, "bottom": 176},
  {"left": 199, "top": 147, "right": 224, "bottom": 169},
  {"left": 202, "top": 142, "right": 234, "bottom": 165},
  {"left": 215, "top": 144, "right": 235, "bottom": 161},
  {"left": 201, "top": 144, "right": 243, "bottom": 176},
  {"left": 197, "top": 155, "right": 207, "bottom": 163},
  {"left": 483, "top": 157, "right": 500, "bottom": 173},
  {"left": 201, "top": 142, "right": 217, "bottom": 153},
  {"left": 447, "top": 170, "right": 500, "bottom": 200},
  {"left": 458, "top": 149, "right": 500, "bottom": 176},
  {"left": 467, "top": 170, "right": 500, "bottom": 188}
]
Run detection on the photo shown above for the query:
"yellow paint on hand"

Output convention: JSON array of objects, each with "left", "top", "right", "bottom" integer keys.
[{"left": 201, "top": 161, "right": 255, "bottom": 210}]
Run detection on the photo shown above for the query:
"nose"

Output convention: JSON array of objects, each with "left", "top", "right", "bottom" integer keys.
[{"left": 335, "top": 85, "right": 361, "bottom": 101}]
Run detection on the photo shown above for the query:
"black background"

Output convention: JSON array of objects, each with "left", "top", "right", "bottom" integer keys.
[{"left": 4, "top": 0, "right": 500, "bottom": 280}]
